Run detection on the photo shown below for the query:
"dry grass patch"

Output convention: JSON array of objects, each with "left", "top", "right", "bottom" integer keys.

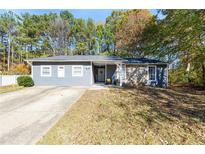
[
  {"left": 38, "top": 87, "right": 205, "bottom": 144},
  {"left": 0, "top": 84, "right": 23, "bottom": 94}
]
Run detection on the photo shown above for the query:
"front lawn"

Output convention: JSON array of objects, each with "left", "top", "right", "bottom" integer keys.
[
  {"left": 0, "top": 85, "right": 24, "bottom": 94},
  {"left": 38, "top": 86, "right": 205, "bottom": 144}
]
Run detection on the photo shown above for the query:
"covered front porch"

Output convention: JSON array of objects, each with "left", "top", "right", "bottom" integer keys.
[{"left": 91, "top": 61, "right": 126, "bottom": 86}]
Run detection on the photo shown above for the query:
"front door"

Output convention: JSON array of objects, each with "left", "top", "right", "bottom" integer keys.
[{"left": 97, "top": 68, "right": 105, "bottom": 82}]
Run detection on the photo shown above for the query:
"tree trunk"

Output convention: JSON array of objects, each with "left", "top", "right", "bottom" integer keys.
[
  {"left": 113, "top": 43, "right": 116, "bottom": 53},
  {"left": 107, "top": 44, "right": 110, "bottom": 52},
  {"left": 20, "top": 50, "right": 22, "bottom": 63},
  {"left": 3, "top": 49, "right": 6, "bottom": 71},
  {"left": 11, "top": 43, "right": 14, "bottom": 65},
  {"left": 7, "top": 33, "right": 11, "bottom": 71},
  {"left": 202, "top": 63, "right": 205, "bottom": 86},
  {"left": 26, "top": 44, "right": 28, "bottom": 60},
  {"left": 186, "top": 62, "right": 191, "bottom": 83}
]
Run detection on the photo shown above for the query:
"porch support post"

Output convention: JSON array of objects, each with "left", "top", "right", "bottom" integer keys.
[
  {"left": 105, "top": 63, "right": 107, "bottom": 83},
  {"left": 116, "top": 64, "right": 119, "bottom": 80},
  {"left": 120, "top": 63, "right": 123, "bottom": 86},
  {"left": 90, "top": 61, "right": 93, "bottom": 85}
]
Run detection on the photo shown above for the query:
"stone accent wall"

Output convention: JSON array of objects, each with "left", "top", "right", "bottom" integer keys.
[{"left": 125, "top": 65, "right": 148, "bottom": 86}]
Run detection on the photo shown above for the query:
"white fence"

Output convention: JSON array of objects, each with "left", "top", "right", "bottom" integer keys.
[{"left": 0, "top": 75, "right": 21, "bottom": 86}]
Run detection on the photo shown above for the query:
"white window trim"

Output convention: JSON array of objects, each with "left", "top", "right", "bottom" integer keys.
[
  {"left": 40, "top": 65, "right": 52, "bottom": 77},
  {"left": 57, "top": 66, "right": 65, "bottom": 78},
  {"left": 147, "top": 65, "right": 157, "bottom": 81},
  {"left": 72, "top": 65, "right": 83, "bottom": 77}
]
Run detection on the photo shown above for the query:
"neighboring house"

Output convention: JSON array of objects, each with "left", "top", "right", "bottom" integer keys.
[{"left": 27, "top": 55, "right": 168, "bottom": 87}]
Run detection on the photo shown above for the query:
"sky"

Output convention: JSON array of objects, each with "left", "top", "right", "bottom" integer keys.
[{"left": 0, "top": 9, "right": 160, "bottom": 23}]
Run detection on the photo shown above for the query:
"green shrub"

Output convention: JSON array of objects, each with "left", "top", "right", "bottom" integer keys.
[{"left": 17, "top": 76, "right": 34, "bottom": 87}]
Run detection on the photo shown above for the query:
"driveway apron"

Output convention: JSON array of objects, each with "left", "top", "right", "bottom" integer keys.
[{"left": 0, "top": 86, "right": 85, "bottom": 144}]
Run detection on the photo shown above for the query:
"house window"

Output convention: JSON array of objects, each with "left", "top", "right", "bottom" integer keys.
[
  {"left": 58, "top": 66, "right": 65, "bottom": 78},
  {"left": 148, "top": 66, "right": 156, "bottom": 80},
  {"left": 72, "top": 65, "right": 83, "bottom": 77},
  {"left": 41, "top": 66, "right": 52, "bottom": 77}
]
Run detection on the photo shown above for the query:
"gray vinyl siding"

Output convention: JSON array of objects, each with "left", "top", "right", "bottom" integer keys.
[{"left": 32, "top": 62, "right": 92, "bottom": 86}]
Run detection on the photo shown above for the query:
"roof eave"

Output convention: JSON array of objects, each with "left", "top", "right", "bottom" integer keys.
[{"left": 27, "top": 59, "right": 127, "bottom": 63}]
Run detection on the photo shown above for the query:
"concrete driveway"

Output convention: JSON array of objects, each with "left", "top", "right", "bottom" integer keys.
[{"left": 0, "top": 86, "right": 86, "bottom": 144}]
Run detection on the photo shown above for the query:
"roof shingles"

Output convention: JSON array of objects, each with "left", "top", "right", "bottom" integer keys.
[
  {"left": 29, "top": 55, "right": 126, "bottom": 62},
  {"left": 28, "top": 55, "right": 167, "bottom": 64},
  {"left": 125, "top": 58, "right": 166, "bottom": 64}
]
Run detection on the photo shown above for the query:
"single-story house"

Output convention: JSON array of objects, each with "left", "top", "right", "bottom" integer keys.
[{"left": 27, "top": 55, "right": 168, "bottom": 87}]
